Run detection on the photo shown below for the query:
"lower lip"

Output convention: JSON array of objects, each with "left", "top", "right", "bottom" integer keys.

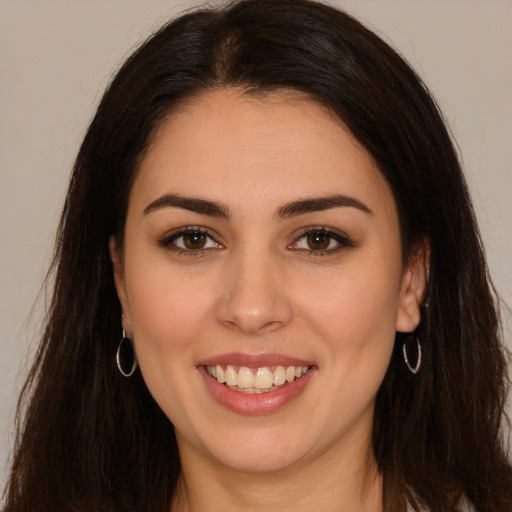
[{"left": 199, "top": 366, "right": 316, "bottom": 415}]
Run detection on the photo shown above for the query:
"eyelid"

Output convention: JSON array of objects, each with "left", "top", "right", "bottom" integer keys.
[
  {"left": 289, "top": 226, "right": 354, "bottom": 255},
  {"left": 158, "top": 226, "right": 224, "bottom": 253}
]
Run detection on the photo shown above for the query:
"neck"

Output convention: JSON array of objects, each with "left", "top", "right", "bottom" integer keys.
[{"left": 171, "top": 436, "right": 383, "bottom": 512}]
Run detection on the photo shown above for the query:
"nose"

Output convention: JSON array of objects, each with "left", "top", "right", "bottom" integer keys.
[{"left": 216, "top": 248, "right": 293, "bottom": 335}]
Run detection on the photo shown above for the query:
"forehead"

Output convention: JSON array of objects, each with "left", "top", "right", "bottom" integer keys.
[{"left": 130, "top": 88, "right": 396, "bottom": 219}]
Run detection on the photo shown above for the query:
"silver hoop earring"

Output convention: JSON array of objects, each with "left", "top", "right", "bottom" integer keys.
[
  {"left": 116, "top": 329, "right": 138, "bottom": 377},
  {"left": 402, "top": 335, "right": 422, "bottom": 374}
]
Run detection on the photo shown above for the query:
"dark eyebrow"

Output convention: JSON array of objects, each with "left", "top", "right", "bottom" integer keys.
[
  {"left": 277, "top": 195, "right": 372, "bottom": 218},
  {"left": 143, "top": 194, "right": 231, "bottom": 219}
]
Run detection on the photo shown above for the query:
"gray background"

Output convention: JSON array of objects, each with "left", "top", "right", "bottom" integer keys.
[{"left": 1, "top": 0, "right": 511, "bottom": 493}]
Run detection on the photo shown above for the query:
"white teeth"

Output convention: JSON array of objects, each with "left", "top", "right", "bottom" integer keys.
[
  {"left": 273, "top": 366, "right": 286, "bottom": 386},
  {"left": 216, "top": 365, "right": 225, "bottom": 383},
  {"left": 225, "top": 365, "right": 237, "bottom": 386},
  {"left": 237, "top": 367, "right": 254, "bottom": 389},
  {"left": 254, "top": 367, "right": 273, "bottom": 389},
  {"left": 206, "top": 364, "right": 310, "bottom": 392}
]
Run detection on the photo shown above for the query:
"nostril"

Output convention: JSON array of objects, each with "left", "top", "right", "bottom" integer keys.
[
  {"left": 217, "top": 301, "right": 292, "bottom": 335},
  {"left": 220, "top": 316, "right": 283, "bottom": 335},
  {"left": 259, "top": 320, "right": 286, "bottom": 333}
]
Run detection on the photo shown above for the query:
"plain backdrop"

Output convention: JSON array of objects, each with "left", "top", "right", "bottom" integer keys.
[{"left": 1, "top": 0, "right": 511, "bottom": 492}]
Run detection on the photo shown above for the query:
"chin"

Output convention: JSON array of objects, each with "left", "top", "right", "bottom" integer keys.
[
  {"left": 208, "top": 435, "right": 309, "bottom": 474},
  {"left": 180, "top": 419, "right": 314, "bottom": 475}
]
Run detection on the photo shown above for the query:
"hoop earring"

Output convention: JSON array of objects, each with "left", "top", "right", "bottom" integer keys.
[
  {"left": 116, "top": 329, "right": 138, "bottom": 377},
  {"left": 402, "top": 335, "right": 421, "bottom": 374}
]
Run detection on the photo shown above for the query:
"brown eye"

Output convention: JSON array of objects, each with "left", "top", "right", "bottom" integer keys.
[
  {"left": 306, "top": 232, "right": 331, "bottom": 250},
  {"left": 183, "top": 232, "right": 207, "bottom": 250},
  {"left": 161, "top": 228, "right": 221, "bottom": 253},
  {"left": 291, "top": 227, "right": 353, "bottom": 255}
]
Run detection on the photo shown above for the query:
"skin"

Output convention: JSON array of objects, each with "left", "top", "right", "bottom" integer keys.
[{"left": 110, "top": 88, "right": 428, "bottom": 512}]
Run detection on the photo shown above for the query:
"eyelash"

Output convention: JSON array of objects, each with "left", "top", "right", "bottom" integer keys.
[
  {"left": 158, "top": 226, "right": 354, "bottom": 258},
  {"left": 290, "top": 226, "right": 354, "bottom": 257},
  {"left": 158, "top": 226, "right": 222, "bottom": 257}
]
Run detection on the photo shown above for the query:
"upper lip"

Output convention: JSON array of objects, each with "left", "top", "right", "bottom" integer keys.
[{"left": 197, "top": 352, "right": 315, "bottom": 368}]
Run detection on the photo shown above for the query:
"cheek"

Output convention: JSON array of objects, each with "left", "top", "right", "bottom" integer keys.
[
  {"left": 123, "top": 252, "right": 215, "bottom": 365},
  {"left": 295, "top": 256, "right": 402, "bottom": 364},
  {"left": 307, "top": 263, "right": 401, "bottom": 324}
]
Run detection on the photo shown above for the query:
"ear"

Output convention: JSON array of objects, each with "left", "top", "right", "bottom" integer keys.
[
  {"left": 395, "top": 237, "right": 430, "bottom": 333},
  {"left": 109, "top": 236, "right": 132, "bottom": 334}
]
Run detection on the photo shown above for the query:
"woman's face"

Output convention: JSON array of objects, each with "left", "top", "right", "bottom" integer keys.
[{"left": 111, "top": 89, "right": 426, "bottom": 474}]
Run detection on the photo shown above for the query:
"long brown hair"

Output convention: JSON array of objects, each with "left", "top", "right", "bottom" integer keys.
[{"left": 4, "top": 1, "right": 511, "bottom": 510}]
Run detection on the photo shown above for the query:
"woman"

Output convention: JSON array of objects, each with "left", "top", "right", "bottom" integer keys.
[{"left": 3, "top": 0, "right": 511, "bottom": 511}]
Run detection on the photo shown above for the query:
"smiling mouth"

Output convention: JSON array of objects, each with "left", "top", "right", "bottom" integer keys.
[{"left": 205, "top": 365, "right": 310, "bottom": 393}]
